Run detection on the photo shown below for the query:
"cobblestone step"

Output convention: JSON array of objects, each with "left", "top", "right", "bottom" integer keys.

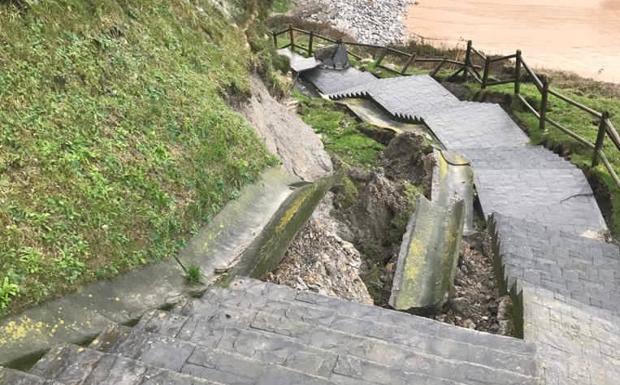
[
  {"left": 424, "top": 103, "right": 530, "bottom": 149},
  {"left": 104, "top": 314, "right": 528, "bottom": 385},
  {"left": 139, "top": 303, "right": 536, "bottom": 384},
  {"left": 492, "top": 214, "right": 620, "bottom": 312},
  {"left": 221, "top": 277, "right": 536, "bottom": 356},
  {"left": 328, "top": 75, "right": 462, "bottom": 121},
  {"left": 474, "top": 167, "right": 607, "bottom": 236},
  {"left": 29, "top": 344, "right": 220, "bottom": 385},
  {"left": 0, "top": 367, "right": 63, "bottom": 385},
  {"left": 458, "top": 146, "right": 575, "bottom": 170},
  {"left": 92, "top": 324, "right": 386, "bottom": 385},
  {"left": 165, "top": 279, "right": 538, "bottom": 382}
]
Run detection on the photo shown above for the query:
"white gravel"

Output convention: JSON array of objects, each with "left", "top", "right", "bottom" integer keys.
[{"left": 293, "top": 0, "right": 412, "bottom": 45}]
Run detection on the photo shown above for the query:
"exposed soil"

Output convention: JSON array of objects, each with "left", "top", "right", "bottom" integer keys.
[
  {"left": 434, "top": 233, "right": 514, "bottom": 334},
  {"left": 265, "top": 193, "right": 374, "bottom": 304},
  {"left": 270, "top": 128, "right": 513, "bottom": 335}
]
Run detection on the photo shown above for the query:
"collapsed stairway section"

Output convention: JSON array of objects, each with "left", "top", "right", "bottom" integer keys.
[
  {"left": 0, "top": 278, "right": 540, "bottom": 385},
  {"left": 390, "top": 150, "right": 473, "bottom": 313}
]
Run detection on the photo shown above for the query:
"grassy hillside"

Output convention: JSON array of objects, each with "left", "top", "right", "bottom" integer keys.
[{"left": 0, "top": 0, "right": 278, "bottom": 314}]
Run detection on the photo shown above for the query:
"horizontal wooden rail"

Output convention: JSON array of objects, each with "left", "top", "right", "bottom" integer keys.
[
  {"left": 517, "top": 95, "right": 541, "bottom": 118},
  {"left": 488, "top": 53, "right": 518, "bottom": 63},
  {"left": 386, "top": 47, "right": 411, "bottom": 58},
  {"left": 599, "top": 151, "right": 620, "bottom": 187},
  {"left": 485, "top": 78, "right": 518, "bottom": 87},
  {"left": 520, "top": 60, "right": 544, "bottom": 91},
  {"left": 605, "top": 119, "right": 620, "bottom": 150},
  {"left": 545, "top": 116, "right": 595, "bottom": 149},
  {"left": 548, "top": 89, "right": 603, "bottom": 119},
  {"left": 471, "top": 46, "right": 486, "bottom": 61},
  {"left": 274, "top": 26, "right": 619, "bottom": 188}
]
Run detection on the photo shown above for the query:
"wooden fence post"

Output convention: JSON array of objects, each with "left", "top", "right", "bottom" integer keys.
[
  {"left": 539, "top": 76, "right": 550, "bottom": 132},
  {"left": 288, "top": 25, "right": 295, "bottom": 50},
  {"left": 463, "top": 40, "right": 473, "bottom": 80},
  {"left": 308, "top": 31, "right": 314, "bottom": 56},
  {"left": 401, "top": 53, "right": 416, "bottom": 75},
  {"left": 481, "top": 56, "right": 491, "bottom": 89},
  {"left": 374, "top": 48, "right": 387, "bottom": 68},
  {"left": 514, "top": 50, "right": 522, "bottom": 95},
  {"left": 592, "top": 111, "right": 610, "bottom": 167}
]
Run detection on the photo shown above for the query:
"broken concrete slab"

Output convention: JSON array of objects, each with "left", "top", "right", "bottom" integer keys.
[
  {"left": 276, "top": 48, "right": 322, "bottom": 73},
  {"left": 336, "top": 98, "right": 429, "bottom": 137},
  {"left": 329, "top": 75, "right": 461, "bottom": 121},
  {"left": 432, "top": 150, "right": 474, "bottom": 235},
  {"left": 389, "top": 196, "right": 465, "bottom": 313},
  {"left": 176, "top": 167, "right": 300, "bottom": 277},
  {"left": 302, "top": 67, "right": 377, "bottom": 95},
  {"left": 231, "top": 176, "right": 334, "bottom": 280}
]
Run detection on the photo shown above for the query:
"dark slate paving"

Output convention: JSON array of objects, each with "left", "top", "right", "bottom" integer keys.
[
  {"left": 223, "top": 278, "right": 537, "bottom": 356},
  {"left": 522, "top": 285, "right": 620, "bottom": 385},
  {"left": 277, "top": 49, "right": 321, "bottom": 73},
  {"left": 30, "top": 344, "right": 218, "bottom": 385},
  {"left": 13, "top": 278, "right": 540, "bottom": 385},
  {"left": 328, "top": 75, "right": 461, "bottom": 120},
  {"left": 458, "top": 146, "right": 576, "bottom": 170},
  {"left": 425, "top": 103, "right": 530, "bottom": 149},
  {"left": 492, "top": 214, "right": 620, "bottom": 312},
  {"left": 474, "top": 168, "right": 607, "bottom": 237},
  {"left": 0, "top": 367, "right": 61, "bottom": 385},
  {"left": 302, "top": 67, "right": 377, "bottom": 95}
]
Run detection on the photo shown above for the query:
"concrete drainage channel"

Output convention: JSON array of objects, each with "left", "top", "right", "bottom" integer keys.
[
  {"left": 0, "top": 167, "right": 332, "bottom": 368},
  {"left": 268, "top": 90, "right": 516, "bottom": 335}
]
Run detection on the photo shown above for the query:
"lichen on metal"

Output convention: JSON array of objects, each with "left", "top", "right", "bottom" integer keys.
[{"left": 389, "top": 196, "right": 465, "bottom": 312}]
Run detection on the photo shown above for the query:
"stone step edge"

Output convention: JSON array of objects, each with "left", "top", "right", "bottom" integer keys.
[
  {"left": 100, "top": 321, "right": 529, "bottom": 385},
  {"left": 0, "top": 366, "right": 63, "bottom": 385},
  {"left": 91, "top": 324, "right": 360, "bottom": 385},
  {"left": 142, "top": 303, "right": 538, "bottom": 382},
  {"left": 30, "top": 343, "right": 222, "bottom": 385},
  {"left": 493, "top": 213, "right": 617, "bottom": 251},
  {"left": 197, "top": 284, "right": 536, "bottom": 359},
  {"left": 225, "top": 277, "right": 536, "bottom": 354}
]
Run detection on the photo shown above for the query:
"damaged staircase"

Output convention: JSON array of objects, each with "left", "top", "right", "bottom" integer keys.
[
  {"left": 283, "top": 46, "right": 619, "bottom": 384},
  {"left": 0, "top": 278, "right": 539, "bottom": 385}
]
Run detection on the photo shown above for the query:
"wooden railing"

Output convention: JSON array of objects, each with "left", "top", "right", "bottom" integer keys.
[
  {"left": 272, "top": 26, "right": 470, "bottom": 77},
  {"left": 467, "top": 44, "right": 620, "bottom": 188},
  {"left": 273, "top": 25, "right": 620, "bottom": 188}
]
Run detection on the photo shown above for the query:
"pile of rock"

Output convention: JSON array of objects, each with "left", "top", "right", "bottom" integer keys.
[{"left": 292, "top": 0, "right": 412, "bottom": 45}]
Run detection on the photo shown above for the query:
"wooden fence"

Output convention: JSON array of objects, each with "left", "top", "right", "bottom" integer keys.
[{"left": 272, "top": 25, "right": 620, "bottom": 188}]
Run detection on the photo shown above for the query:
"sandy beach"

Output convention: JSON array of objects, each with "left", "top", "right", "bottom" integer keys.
[{"left": 405, "top": 0, "right": 620, "bottom": 83}]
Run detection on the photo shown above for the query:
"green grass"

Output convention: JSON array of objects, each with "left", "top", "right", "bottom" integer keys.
[
  {"left": 467, "top": 81, "right": 620, "bottom": 235},
  {"left": 293, "top": 91, "right": 384, "bottom": 168},
  {"left": 185, "top": 265, "right": 202, "bottom": 284},
  {"left": 272, "top": 0, "right": 291, "bottom": 13},
  {"left": 0, "top": 0, "right": 279, "bottom": 315}
]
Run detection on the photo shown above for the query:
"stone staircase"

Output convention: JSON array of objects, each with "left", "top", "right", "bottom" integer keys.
[{"left": 0, "top": 278, "right": 539, "bottom": 385}]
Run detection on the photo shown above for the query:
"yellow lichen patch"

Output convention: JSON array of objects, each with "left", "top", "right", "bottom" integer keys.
[
  {"left": 0, "top": 317, "right": 50, "bottom": 346},
  {"left": 276, "top": 188, "right": 314, "bottom": 234}
]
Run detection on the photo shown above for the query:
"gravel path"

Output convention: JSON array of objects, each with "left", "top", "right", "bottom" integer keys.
[{"left": 292, "top": 0, "right": 412, "bottom": 45}]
